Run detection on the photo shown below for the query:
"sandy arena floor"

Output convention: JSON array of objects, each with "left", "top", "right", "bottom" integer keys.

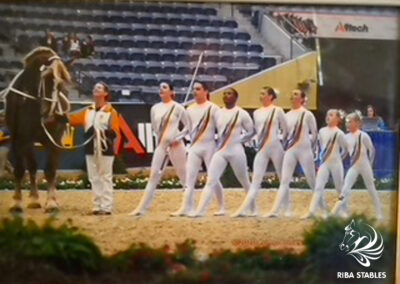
[{"left": 0, "top": 189, "right": 396, "bottom": 256}]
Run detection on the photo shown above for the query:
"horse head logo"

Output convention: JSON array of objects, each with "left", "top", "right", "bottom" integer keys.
[{"left": 339, "top": 219, "right": 384, "bottom": 267}]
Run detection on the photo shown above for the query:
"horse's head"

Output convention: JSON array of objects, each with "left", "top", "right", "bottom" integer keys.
[
  {"left": 339, "top": 219, "right": 361, "bottom": 252},
  {"left": 23, "top": 47, "right": 71, "bottom": 118}
]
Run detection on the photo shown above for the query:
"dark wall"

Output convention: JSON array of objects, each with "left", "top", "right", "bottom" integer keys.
[{"left": 318, "top": 38, "right": 400, "bottom": 128}]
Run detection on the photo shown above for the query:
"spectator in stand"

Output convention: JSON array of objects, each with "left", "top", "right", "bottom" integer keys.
[
  {"left": 362, "top": 105, "right": 385, "bottom": 131},
  {"left": 69, "top": 33, "right": 81, "bottom": 58},
  {"left": 81, "top": 35, "right": 95, "bottom": 58},
  {"left": 40, "top": 30, "right": 58, "bottom": 52},
  {"left": 62, "top": 33, "right": 72, "bottom": 57}
]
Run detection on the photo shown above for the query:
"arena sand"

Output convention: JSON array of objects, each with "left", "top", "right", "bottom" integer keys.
[{"left": 0, "top": 190, "right": 396, "bottom": 256}]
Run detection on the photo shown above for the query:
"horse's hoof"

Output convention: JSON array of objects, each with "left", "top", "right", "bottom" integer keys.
[
  {"left": 44, "top": 198, "right": 59, "bottom": 213},
  {"left": 27, "top": 202, "right": 42, "bottom": 209},
  {"left": 9, "top": 205, "right": 23, "bottom": 213},
  {"left": 44, "top": 206, "right": 59, "bottom": 213}
]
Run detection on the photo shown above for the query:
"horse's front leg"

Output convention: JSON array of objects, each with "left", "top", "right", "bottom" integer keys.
[
  {"left": 44, "top": 149, "right": 60, "bottom": 213},
  {"left": 9, "top": 143, "right": 25, "bottom": 213},
  {"left": 26, "top": 144, "right": 41, "bottom": 209}
]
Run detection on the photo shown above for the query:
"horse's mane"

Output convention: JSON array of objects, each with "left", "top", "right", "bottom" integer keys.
[
  {"left": 23, "top": 46, "right": 56, "bottom": 67},
  {"left": 23, "top": 46, "right": 71, "bottom": 84}
]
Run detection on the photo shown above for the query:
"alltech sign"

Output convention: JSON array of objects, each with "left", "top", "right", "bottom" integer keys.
[
  {"left": 277, "top": 11, "right": 398, "bottom": 40},
  {"left": 334, "top": 22, "right": 369, "bottom": 34}
]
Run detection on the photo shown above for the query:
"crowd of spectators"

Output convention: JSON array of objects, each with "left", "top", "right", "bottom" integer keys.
[
  {"left": 272, "top": 12, "right": 317, "bottom": 49},
  {"left": 40, "top": 30, "right": 95, "bottom": 63}
]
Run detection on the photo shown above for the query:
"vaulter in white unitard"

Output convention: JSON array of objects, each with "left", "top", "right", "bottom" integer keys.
[
  {"left": 331, "top": 110, "right": 383, "bottom": 220},
  {"left": 189, "top": 87, "right": 256, "bottom": 217},
  {"left": 129, "top": 82, "right": 190, "bottom": 216},
  {"left": 171, "top": 81, "right": 225, "bottom": 217},
  {"left": 231, "top": 86, "right": 288, "bottom": 217},
  {"left": 266, "top": 89, "right": 318, "bottom": 218},
  {"left": 301, "top": 109, "right": 348, "bottom": 219}
]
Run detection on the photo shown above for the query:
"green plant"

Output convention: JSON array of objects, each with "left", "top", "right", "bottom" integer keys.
[{"left": 0, "top": 218, "right": 103, "bottom": 273}]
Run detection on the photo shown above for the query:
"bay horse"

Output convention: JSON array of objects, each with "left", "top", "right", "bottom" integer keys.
[{"left": 3, "top": 47, "right": 71, "bottom": 213}]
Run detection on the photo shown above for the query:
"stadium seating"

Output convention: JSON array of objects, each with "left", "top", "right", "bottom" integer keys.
[{"left": 0, "top": 2, "right": 278, "bottom": 103}]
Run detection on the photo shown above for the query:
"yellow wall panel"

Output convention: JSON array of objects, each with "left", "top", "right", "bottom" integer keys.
[{"left": 210, "top": 52, "right": 319, "bottom": 110}]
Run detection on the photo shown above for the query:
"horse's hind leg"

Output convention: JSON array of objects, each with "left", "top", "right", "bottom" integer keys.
[
  {"left": 44, "top": 149, "right": 60, "bottom": 213},
  {"left": 26, "top": 144, "right": 41, "bottom": 209},
  {"left": 9, "top": 143, "right": 25, "bottom": 213}
]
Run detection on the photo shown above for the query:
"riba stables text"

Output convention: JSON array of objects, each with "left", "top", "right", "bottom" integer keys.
[{"left": 337, "top": 272, "right": 386, "bottom": 279}]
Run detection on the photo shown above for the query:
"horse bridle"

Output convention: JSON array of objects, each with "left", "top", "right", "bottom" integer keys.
[
  {"left": 0, "top": 56, "right": 94, "bottom": 150},
  {"left": 0, "top": 55, "right": 70, "bottom": 115}
]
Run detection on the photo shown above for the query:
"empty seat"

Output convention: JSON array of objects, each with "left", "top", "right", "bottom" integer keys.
[
  {"left": 142, "top": 74, "right": 158, "bottom": 86},
  {"left": 204, "top": 51, "right": 219, "bottom": 62},
  {"left": 161, "top": 61, "right": 176, "bottom": 73},
  {"left": 176, "top": 26, "right": 192, "bottom": 38},
  {"left": 220, "top": 27, "right": 235, "bottom": 40},
  {"left": 131, "top": 74, "right": 144, "bottom": 85},
  {"left": 147, "top": 61, "right": 163, "bottom": 73},
  {"left": 170, "top": 74, "right": 186, "bottom": 87},
  {"left": 249, "top": 44, "right": 263, "bottom": 53},
  {"left": 203, "top": 62, "right": 219, "bottom": 75},
  {"left": 164, "top": 37, "right": 180, "bottom": 50},
  {"left": 121, "top": 63, "right": 135, "bottom": 73},
  {"left": 213, "top": 75, "right": 228, "bottom": 89},
  {"left": 162, "top": 25, "right": 178, "bottom": 37},
  {"left": 235, "top": 32, "right": 251, "bottom": 41},
  {"left": 133, "top": 61, "right": 147, "bottom": 73},
  {"left": 156, "top": 74, "right": 171, "bottom": 84},
  {"left": 176, "top": 62, "right": 191, "bottom": 75},
  {"left": 133, "top": 35, "right": 149, "bottom": 48}
]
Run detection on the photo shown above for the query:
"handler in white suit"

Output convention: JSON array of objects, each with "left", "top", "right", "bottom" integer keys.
[{"left": 68, "top": 82, "right": 120, "bottom": 215}]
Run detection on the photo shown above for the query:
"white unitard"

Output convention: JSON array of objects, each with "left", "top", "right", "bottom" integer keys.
[
  {"left": 173, "top": 100, "right": 224, "bottom": 215},
  {"left": 232, "top": 105, "right": 288, "bottom": 216},
  {"left": 131, "top": 100, "right": 190, "bottom": 214},
  {"left": 332, "top": 130, "right": 383, "bottom": 219},
  {"left": 268, "top": 106, "right": 318, "bottom": 216},
  {"left": 193, "top": 105, "right": 256, "bottom": 216},
  {"left": 304, "top": 126, "right": 347, "bottom": 217}
]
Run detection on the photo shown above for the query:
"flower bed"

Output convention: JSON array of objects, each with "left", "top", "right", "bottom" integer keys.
[{"left": 0, "top": 174, "right": 395, "bottom": 190}]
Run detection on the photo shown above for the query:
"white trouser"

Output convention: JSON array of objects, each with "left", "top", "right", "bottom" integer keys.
[
  {"left": 332, "top": 159, "right": 382, "bottom": 218},
  {"left": 195, "top": 143, "right": 253, "bottom": 216},
  {"left": 269, "top": 143, "right": 317, "bottom": 215},
  {"left": 307, "top": 158, "right": 344, "bottom": 215},
  {"left": 134, "top": 141, "right": 187, "bottom": 213},
  {"left": 176, "top": 142, "right": 224, "bottom": 214},
  {"left": 234, "top": 141, "right": 284, "bottom": 215},
  {"left": 86, "top": 155, "right": 115, "bottom": 212}
]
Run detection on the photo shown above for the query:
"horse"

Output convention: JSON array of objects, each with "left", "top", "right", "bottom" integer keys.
[
  {"left": 339, "top": 219, "right": 384, "bottom": 267},
  {"left": 339, "top": 219, "right": 365, "bottom": 252},
  {"left": 2, "top": 47, "right": 71, "bottom": 213}
]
